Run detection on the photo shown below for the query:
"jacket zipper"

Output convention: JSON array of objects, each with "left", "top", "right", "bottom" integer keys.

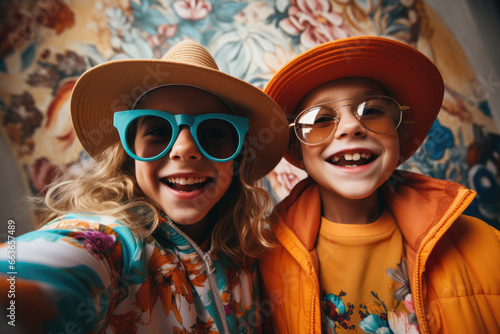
[
  {"left": 412, "top": 190, "right": 473, "bottom": 334},
  {"left": 165, "top": 218, "right": 232, "bottom": 334}
]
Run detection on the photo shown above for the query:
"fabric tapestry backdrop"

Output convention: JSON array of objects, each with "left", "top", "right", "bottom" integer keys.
[{"left": 1, "top": 0, "right": 499, "bottom": 229}]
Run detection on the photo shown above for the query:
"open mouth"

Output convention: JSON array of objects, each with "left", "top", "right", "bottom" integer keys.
[
  {"left": 161, "top": 176, "right": 212, "bottom": 192},
  {"left": 327, "top": 152, "right": 377, "bottom": 167}
]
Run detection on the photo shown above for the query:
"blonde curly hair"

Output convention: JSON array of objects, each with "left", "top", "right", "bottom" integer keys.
[{"left": 32, "top": 141, "right": 275, "bottom": 259}]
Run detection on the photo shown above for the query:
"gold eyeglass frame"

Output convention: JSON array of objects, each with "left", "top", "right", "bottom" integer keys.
[{"left": 289, "top": 95, "right": 410, "bottom": 145}]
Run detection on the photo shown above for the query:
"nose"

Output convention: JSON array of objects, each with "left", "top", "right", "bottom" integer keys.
[
  {"left": 169, "top": 126, "right": 202, "bottom": 161},
  {"left": 334, "top": 105, "right": 367, "bottom": 139}
]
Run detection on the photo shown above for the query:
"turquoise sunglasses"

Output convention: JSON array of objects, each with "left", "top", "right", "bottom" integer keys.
[{"left": 114, "top": 109, "right": 249, "bottom": 162}]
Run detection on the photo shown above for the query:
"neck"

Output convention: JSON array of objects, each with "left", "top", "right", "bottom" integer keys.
[
  {"left": 319, "top": 189, "right": 383, "bottom": 224},
  {"left": 174, "top": 216, "right": 212, "bottom": 246}
]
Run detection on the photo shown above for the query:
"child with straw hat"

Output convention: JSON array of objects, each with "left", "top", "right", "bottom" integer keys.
[{"left": 0, "top": 40, "right": 289, "bottom": 333}]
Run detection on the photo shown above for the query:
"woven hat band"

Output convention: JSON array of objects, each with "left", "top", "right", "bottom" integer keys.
[{"left": 161, "top": 40, "right": 219, "bottom": 70}]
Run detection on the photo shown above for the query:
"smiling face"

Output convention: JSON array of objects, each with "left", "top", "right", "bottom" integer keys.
[
  {"left": 133, "top": 86, "right": 234, "bottom": 227},
  {"left": 296, "top": 77, "right": 400, "bottom": 209}
]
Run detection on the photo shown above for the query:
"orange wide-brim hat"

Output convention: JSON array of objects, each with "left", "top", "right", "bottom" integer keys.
[
  {"left": 71, "top": 40, "right": 289, "bottom": 181},
  {"left": 264, "top": 36, "right": 444, "bottom": 167}
]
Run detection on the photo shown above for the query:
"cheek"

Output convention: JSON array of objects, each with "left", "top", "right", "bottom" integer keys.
[
  {"left": 300, "top": 143, "right": 321, "bottom": 161},
  {"left": 385, "top": 134, "right": 400, "bottom": 168},
  {"left": 300, "top": 145, "right": 323, "bottom": 175},
  {"left": 217, "top": 161, "right": 234, "bottom": 191},
  {"left": 134, "top": 161, "right": 145, "bottom": 191},
  {"left": 134, "top": 161, "right": 155, "bottom": 192}
]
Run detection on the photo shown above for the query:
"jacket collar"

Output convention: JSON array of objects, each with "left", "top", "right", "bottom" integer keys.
[{"left": 274, "top": 171, "right": 475, "bottom": 253}]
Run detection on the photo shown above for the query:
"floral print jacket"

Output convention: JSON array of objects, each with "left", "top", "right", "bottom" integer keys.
[{"left": 0, "top": 213, "right": 261, "bottom": 333}]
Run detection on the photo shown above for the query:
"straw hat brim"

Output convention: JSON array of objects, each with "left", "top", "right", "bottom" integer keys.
[
  {"left": 71, "top": 59, "right": 289, "bottom": 180},
  {"left": 264, "top": 36, "right": 444, "bottom": 167}
]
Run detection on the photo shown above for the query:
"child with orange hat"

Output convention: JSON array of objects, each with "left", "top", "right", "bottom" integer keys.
[
  {"left": 0, "top": 40, "right": 289, "bottom": 333},
  {"left": 259, "top": 36, "right": 500, "bottom": 334}
]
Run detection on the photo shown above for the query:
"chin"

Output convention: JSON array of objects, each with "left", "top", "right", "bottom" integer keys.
[
  {"left": 162, "top": 209, "right": 208, "bottom": 226},
  {"left": 338, "top": 187, "right": 378, "bottom": 200},
  {"left": 342, "top": 193, "right": 374, "bottom": 200}
]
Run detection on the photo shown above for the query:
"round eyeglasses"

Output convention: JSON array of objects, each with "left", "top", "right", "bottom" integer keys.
[
  {"left": 290, "top": 96, "right": 408, "bottom": 145},
  {"left": 114, "top": 109, "right": 249, "bottom": 162}
]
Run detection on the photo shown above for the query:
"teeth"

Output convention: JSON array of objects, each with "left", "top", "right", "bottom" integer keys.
[
  {"left": 360, "top": 152, "right": 373, "bottom": 159},
  {"left": 167, "top": 177, "right": 207, "bottom": 185},
  {"left": 332, "top": 152, "right": 373, "bottom": 161}
]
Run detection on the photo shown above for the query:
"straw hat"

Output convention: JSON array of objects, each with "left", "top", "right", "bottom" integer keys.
[
  {"left": 264, "top": 36, "right": 444, "bottom": 167},
  {"left": 71, "top": 40, "right": 289, "bottom": 180}
]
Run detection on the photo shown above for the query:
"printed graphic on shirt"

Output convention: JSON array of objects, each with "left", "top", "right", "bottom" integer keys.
[{"left": 321, "top": 259, "right": 420, "bottom": 334}]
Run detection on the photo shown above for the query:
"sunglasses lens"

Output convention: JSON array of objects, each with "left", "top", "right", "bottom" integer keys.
[
  {"left": 357, "top": 97, "right": 402, "bottom": 134},
  {"left": 295, "top": 107, "right": 337, "bottom": 144},
  {"left": 197, "top": 119, "right": 239, "bottom": 160},
  {"left": 127, "top": 116, "right": 173, "bottom": 159}
]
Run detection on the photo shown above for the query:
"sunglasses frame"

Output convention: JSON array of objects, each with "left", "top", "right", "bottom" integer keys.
[
  {"left": 290, "top": 95, "right": 409, "bottom": 145},
  {"left": 114, "top": 109, "right": 249, "bottom": 162}
]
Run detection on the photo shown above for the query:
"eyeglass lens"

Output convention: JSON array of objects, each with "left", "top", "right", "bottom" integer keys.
[
  {"left": 126, "top": 116, "right": 239, "bottom": 160},
  {"left": 295, "top": 97, "right": 401, "bottom": 144}
]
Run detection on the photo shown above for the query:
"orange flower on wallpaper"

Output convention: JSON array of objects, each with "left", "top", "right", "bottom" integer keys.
[
  {"left": 134, "top": 247, "right": 194, "bottom": 324},
  {"left": 45, "top": 79, "right": 77, "bottom": 149},
  {"left": 29, "top": 157, "right": 62, "bottom": 195},
  {"left": 35, "top": 0, "right": 75, "bottom": 34},
  {"left": 441, "top": 87, "right": 473, "bottom": 122}
]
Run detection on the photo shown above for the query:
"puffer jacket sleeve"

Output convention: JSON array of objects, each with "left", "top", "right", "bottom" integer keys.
[{"left": 420, "top": 214, "right": 500, "bottom": 334}]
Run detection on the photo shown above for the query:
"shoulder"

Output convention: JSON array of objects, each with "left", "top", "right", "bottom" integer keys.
[
  {"left": 42, "top": 212, "right": 129, "bottom": 229},
  {"left": 39, "top": 213, "right": 139, "bottom": 243},
  {"left": 32, "top": 213, "right": 148, "bottom": 270},
  {"left": 432, "top": 215, "right": 500, "bottom": 289},
  {"left": 449, "top": 214, "right": 500, "bottom": 239},
  {"left": 421, "top": 215, "right": 500, "bottom": 332},
  {"left": 446, "top": 214, "right": 500, "bottom": 249}
]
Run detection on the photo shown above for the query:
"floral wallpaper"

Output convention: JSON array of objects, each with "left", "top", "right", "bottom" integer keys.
[{"left": 0, "top": 0, "right": 499, "bottom": 229}]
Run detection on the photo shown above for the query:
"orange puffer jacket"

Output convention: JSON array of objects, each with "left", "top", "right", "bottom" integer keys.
[{"left": 259, "top": 172, "right": 500, "bottom": 334}]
